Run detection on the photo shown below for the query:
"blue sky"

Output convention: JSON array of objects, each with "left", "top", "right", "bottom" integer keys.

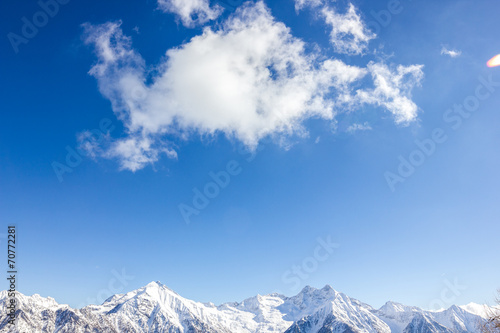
[{"left": 1, "top": 0, "right": 500, "bottom": 310}]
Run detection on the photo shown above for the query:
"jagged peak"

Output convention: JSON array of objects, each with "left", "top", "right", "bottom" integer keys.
[
  {"left": 0, "top": 291, "right": 64, "bottom": 309},
  {"left": 431, "top": 304, "right": 466, "bottom": 315},
  {"left": 266, "top": 292, "right": 286, "bottom": 299},
  {"left": 379, "top": 300, "right": 406, "bottom": 311},
  {"left": 297, "top": 285, "right": 338, "bottom": 297},
  {"left": 321, "top": 284, "right": 334, "bottom": 292},
  {"left": 102, "top": 280, "right": 186, "bottom": 308},
  {"left": 142, "top": 280, "right": 179, "bottom": 295},
  {"left": 237, "top": 293, "right": 267, "bottom": 309},
  {"left": 144, "top": 280, "right": 164, "bottom": 288},
  {"left": 377, "top": 300, "right": 423, "bottom": 319},
  {"left": 300, "top": 285, "right": 317, "bottom": 293}
]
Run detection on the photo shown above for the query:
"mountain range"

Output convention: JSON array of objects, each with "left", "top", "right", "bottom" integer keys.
[{"left": 0, "top": 282, "right": 495, "bottom": 333}]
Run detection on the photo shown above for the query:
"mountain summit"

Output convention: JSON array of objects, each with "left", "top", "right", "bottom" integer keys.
[{"left": 0, "top": 284, "right": 492, "bottom": 333}]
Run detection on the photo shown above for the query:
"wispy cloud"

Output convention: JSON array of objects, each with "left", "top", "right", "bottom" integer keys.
[
  {"left": 294, "top": 0, "right": 322, "bottom": 12},
  {"left": 321, "top": 4, "right": 375, "bottom": 55},
  {"left": 83, "top": 1, "right": 423, "bottom": 171},
  {"left": 346, "top": 122, "right": 372, "bottom": 133},
  {"left": 441, "top": 46, "right": 462, "bottom": 58},
  {"left": 157, "top": 0, "right": 223, "bottom": 27},
  {"left": 295, "top": 0, "right": 375, "bottom": 55},
  {"left": 356, "top": 62, "right": 424, "bottom": 124}
]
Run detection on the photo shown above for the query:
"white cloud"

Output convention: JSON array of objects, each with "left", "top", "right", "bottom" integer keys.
[
  {"left": 295, "top": 1, "right": 375, "bottom": 55},
  {"left": 346, "top": 122, "right": 371, "bottom": 133},
  {"left": 294, "top": 0, "right": 323, "bottom": 11},
  {"left": 441, "top": 46, "right": 462, "bottom": 58},
  {"left": 157, "top": 0, "right": 223, "bottom": 27},
  {"left": 77, "top": 131, "right": 103, "bottom": 160},
  {"left": 107, "top": 136, "right": 177, "bottom": 171},
  {"left": 321, "top": 4, "right": 375, "bottom": 55},
  {"left": 83, "top": 1, "right": 423, "bottom": 171},
  {"left": 356, "top": 62, "right": 424, "bottom": 124}
]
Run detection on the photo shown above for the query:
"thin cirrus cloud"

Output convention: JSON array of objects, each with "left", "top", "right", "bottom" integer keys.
[
  {"left": 441, "top": 46, "right": 462, "bottom": 58},
  {"left": 81, "top": 1, "right": 424, "bottom": 171},
  {"left": 294, "top": 0, "right": 322, "bottom": 11},
  {"left": 346, "top": 122, "right": 372, "bottom": 134},
  {"left": 157, "top": 0, "right": 223, "bottom": 27}
]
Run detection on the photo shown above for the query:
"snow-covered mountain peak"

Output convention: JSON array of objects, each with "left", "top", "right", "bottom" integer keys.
[
  {"left": 459, "top": 302, "right": 493, "bottom": 318},
  {"left": 119, "top": 280, "right": 184, "bottom": 305},
  {"left": 146, "top": 280, "right": 164, "bottom": 288},
  {"left": 447, "top": 304, "right": 462, "bottom": 312},
  {"left": 378, "top": 301, "right": 421, "bottom": 317},
  {"left": 298, "top": 285, "right": 336, "bottom": 295},
  {"left": 292, "top": 285, "right": 339, "bottom": 304},
  {"left": 0, "top": 283, "right": 494, "bottom": 333},
  {"left": 142, "top": 280, "right": 176, "bottom": 293},
  {"left": 0, "top": 291, "right": 63, "bottom": 310}
]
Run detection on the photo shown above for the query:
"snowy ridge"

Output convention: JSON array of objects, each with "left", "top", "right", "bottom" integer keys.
[
  {"left": 459, "top": 303, "right": 498, "bottom": 319},
  {"left": 0, "top": 283, "right": 493, "bottom": 333},
  {"left": 375, "top": 302, "right": 488, "bottom": 333}
]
